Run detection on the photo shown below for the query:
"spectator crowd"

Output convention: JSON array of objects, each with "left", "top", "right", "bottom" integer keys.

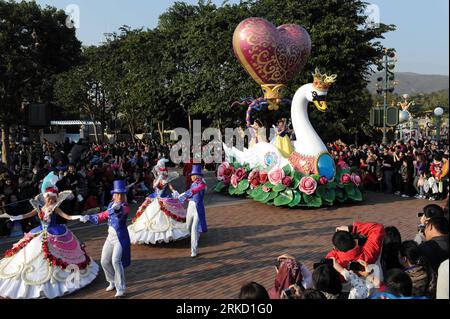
[
  {"left": 239, "top": 203, "right": 449, "bottom": 300},
  {"left": 1, "top": 137, "right": 174, "bottom": 236},
  {"left": 327, "top": 138, "right": 449, "bottom": 201}
]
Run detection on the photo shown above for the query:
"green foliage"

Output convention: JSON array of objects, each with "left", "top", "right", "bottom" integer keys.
[{"left": 274, "top": 189, "right": 294, "bottom": 206}]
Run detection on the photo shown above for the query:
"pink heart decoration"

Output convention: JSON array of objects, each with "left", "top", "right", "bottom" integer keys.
[{"left": 233, "top": 17, "right": 311, "bottom": 86}]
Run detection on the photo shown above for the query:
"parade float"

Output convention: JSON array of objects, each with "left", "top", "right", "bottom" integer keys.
[{"left": 214, "top": 17, "right": 364, "bottom": 208}]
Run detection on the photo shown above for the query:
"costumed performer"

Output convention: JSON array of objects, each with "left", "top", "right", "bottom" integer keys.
[
  {"left": 80, "top": 180, "right": 130, "bottom": 298},
  {"left": 178, "top": 164, "right": 207, "bottom": 258},
  {"left": 0, "top": 172, "right": 98, "bottom": 299}
]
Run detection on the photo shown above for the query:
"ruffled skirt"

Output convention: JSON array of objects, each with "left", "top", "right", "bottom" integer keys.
[
  {"left": 0, "top": 228, "right": 98, "bottom": 299},
  {"left": 128, "top": 198, "right": 190, "bottom": 244}
]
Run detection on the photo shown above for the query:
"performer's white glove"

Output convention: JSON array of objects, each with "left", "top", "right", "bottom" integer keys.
[
  {"left": 111, "top": 203, "right": 122, "bottom": 211},
  {"left": 172, "top": 191, "right": 180, "bottom": 199},
  {"left": 9, "top": 215, "right": 24, "bottom": 221},
  {"left": 70, "top": 215, "right": 83, "bottom": 221},
  {"left": 79, "top": 215, "right": 90, "bottom": 223}
]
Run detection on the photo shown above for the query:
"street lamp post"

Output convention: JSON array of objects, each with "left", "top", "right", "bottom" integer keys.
[
  {"left": 376, "top": 48, "right": 398, "bottom": 144},
  {"left": 434, "top": 107, "right": 444, "bottom": 142}
]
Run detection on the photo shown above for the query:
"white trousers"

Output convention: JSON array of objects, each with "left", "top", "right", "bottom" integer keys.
[
  {"left": 101, "top": 227, "right": 126, "bottom": 292},
  {"left": 186, "top": 201, "right": 200, "bottom": 255}
]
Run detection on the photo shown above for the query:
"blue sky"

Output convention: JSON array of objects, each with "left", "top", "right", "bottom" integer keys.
[{"left": 34, "top": 0, "right": 449, "bottom": 75}]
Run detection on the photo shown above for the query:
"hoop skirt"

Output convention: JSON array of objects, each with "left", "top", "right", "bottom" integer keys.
[
  {"left": 0, "top": 211, "right": 98, "bottom": 299},
  {"left": 128, "top": 197, "right": 190, "bottom": 244}
]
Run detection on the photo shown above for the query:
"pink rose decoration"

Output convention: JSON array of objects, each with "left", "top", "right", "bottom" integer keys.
[
  {"left": 282, "top": 176, "right": 293, "bottom": 187},
  {"left": 248, "top": 170, "right": 259, "bottom": 182},
  {"left": 299, "top": 176, "right": 317, "bottom": 195},
  {"left": 259, "top": 171, "right": 268, "bottom": 184},
  {"left": 340, "top": 173, "right": 351, "bottom": 184},
  {"left": 319, "top": 176, "right": 328, "bottom": 185},
  {"left": 235, "top": 168, "right": 247, "bottom": 182},
  {"left": 217, "top": 162, "right": 230, "bottom": 181},
  {"left": 231, "top": 175, "right": 239, "bottom": 188},
  {"left": 351, "top": 173, "right": 362, "bottom": 186},
  {"left": 262, "top": 186, "right": 271, "bottom": 193},
  {"left": 268, "top": 167, "right": 285, "bottom": 185}
]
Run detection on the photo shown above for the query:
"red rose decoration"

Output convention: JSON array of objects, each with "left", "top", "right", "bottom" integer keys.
[
  {"left": 259, "top": 171, "right": 268, "bottom": 184},
  {"left": 250, "top": 179, "right": 260, "bottom": 189},
  {"left": 282, "top": 176, "right": 293, "bottom": 187},
  {"left": 340, "top": 173, "right": 351, "bottom": 184},
  {"left": 235, "top": 168, "right": 247, "bottom": 182},
  {"left": 319, "top": 176, "right": 328, "bottom": 185}
]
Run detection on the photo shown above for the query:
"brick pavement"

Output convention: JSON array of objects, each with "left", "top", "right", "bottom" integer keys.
[{"left": 0, "top": 192, "right": 445, "bottom": 299}]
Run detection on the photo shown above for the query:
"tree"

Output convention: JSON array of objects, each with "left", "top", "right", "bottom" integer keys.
[
  {"left": 54, "top": 46, "right": 108, "bottom": 143},
  {"left": 0, "top": 0, "right": 81, "bottom": 165}
]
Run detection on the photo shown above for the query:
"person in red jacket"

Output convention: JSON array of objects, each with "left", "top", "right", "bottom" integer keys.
[{"left": 326, "top": 221, "right": 385, "bottom": 270}]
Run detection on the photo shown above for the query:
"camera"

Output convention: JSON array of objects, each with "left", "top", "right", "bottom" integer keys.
[
  {"left": 348, "top": 261, "right": 365, "bottom": 272},
  {"left": 283, "top": 288, "right": 292, "bottom": 298},
  {"left": 417, "top": 211, "right": 424, "bottom": 218},
  {"left": 418, "top": 224, "right": 426, "bottom": 233}
]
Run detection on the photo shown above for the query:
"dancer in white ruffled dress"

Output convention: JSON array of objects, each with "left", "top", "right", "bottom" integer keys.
[
  {"left": 0, "top": 173, "right": 99, "bottom": 299},
  {"left": 128, "top": 159, "right": 190, "bottom": 244}
]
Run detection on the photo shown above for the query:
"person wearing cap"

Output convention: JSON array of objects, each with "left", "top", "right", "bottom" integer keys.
[
  {"left": 80, "top": 180, "right": 131, "bottom": 298},
  {"left": 179, "top": 164, "right": 207, "bottom": 257}
]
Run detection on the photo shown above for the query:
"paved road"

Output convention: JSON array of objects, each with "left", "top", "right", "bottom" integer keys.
[{"left": 0, "top": 189, "right": 444, "bottom": 299}]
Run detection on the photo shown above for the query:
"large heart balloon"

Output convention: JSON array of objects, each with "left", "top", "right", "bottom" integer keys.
[{"left": 233, "top": 17, "right": 312, "bottom": 86}]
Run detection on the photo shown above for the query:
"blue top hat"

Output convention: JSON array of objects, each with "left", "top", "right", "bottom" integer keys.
[
  {"left": 189, "top": 164, "right": 203, "bottom": 176},
  {"left": 111, "top": 180, "right": 127, "bottom": 194}
]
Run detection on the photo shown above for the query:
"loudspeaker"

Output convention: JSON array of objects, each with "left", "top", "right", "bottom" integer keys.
[{"left": 28, "top": 104, "right": 49, "bottom": 127}]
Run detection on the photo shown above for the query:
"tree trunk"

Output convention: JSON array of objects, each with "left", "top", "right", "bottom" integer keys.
[
  {"left": 1, "top": 124, "right": 10, "bottom": 167},
  {"left": 188, "top": 113, "right": 192, "bottom": 138},
  {"left": 90, "top": 115, "right": 99, "bottom": 143},
  {"left": 157, "top": 121, "right": 165, "bottom": 145}
]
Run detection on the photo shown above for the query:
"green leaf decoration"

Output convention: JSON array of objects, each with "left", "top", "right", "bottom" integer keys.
[
  {"left": 316, "top": 185, "right": 325, "bottom": 198},
  {"left": 289, "top": 191, "right": 302, "bottom": 207},
  {"left": 237, "top": 179, "right": 250, "bottom": 192},
  {"left": 327, "top": 181, "right": 337, "bottom": 189},
  {"left": 272, "top": 183, "right": 286, "bottom": 193},
  {"left": 335, "top": 188, "right": 348, "bottom": 203},
  {"left": 232, "top": 162, "right": 240, "bottom": 169},
  {"left": 213, "top": 181, "right": 226, "bottom": 192},
  {"left": 263, "top": 191, "right": 278, "bottom": 204},
  {"left": 294, "top": 171, "right": 305, "bottom": 181},
  {"left": 292, "top": 177, "right": 300, "bottom": 189},
  {"left": 274, "top": 189, "right": 294, "bottom": 206},
  {"left": 303, "top": 194, "right": 322, "bottom": 207},
  {"left": 344, "top": 183, "right": 356, "bottom": 197},
  {"left": 322, "top": 188, "right": 336, "bottom": 203},
  {"left": 283, "top": 165, "right": 293, "bottom": 177},
  {"left": 348, "top": 188, "right": 363, "bottom": 201},
  {"left": 228, "top": 185, "right": 236, "bottom": 196},
  {"left": 255, "top": 191, "right": 271, "bottom": 202},
  {"left": 263, "top": 182, "right": 274, "bottom": 189},
  {"left": 311, "top": 174, "right": 321, "bottom": 182}
]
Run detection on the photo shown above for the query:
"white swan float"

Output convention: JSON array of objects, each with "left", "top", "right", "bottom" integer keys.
[{"left": 224, "top": 69, "right": 337, "bottom": 181}]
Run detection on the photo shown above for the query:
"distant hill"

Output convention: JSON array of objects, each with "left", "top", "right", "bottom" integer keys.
[{"left": 368, "top": 72, "right": 449, "bottom": 94}]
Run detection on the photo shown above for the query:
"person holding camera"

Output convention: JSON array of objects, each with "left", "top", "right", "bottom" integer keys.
[
  {"left": 326, "top": 221, "right": 385, "bottom": 275},
  {"left": 329, "top": 257, "right": 380, "bottom": 299},
  {"left": 418, "top": 215, "right": 449, "bottom": 272},
  {"left": 268, "top": 254, "right": 313, "bottom": 299},
  {"left": 415, "top": 204, "right": 445, "bottom": 245}
]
